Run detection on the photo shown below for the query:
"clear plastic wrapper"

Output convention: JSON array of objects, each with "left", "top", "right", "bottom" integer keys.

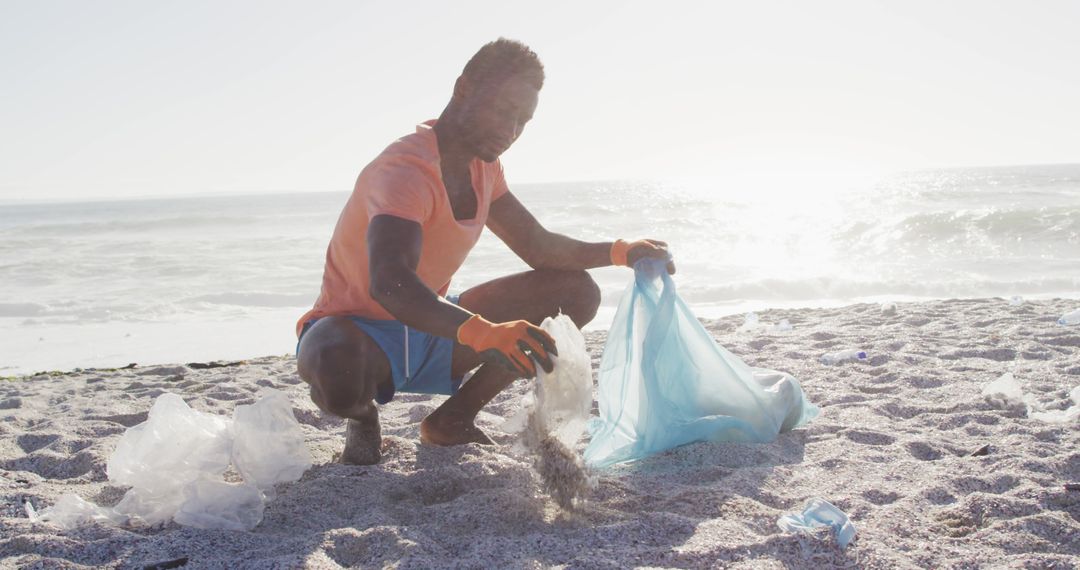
[
  {"left": 33, "top": 389, "right": 310, "bottom": 531},
  {"left": 232, "top": 389, "right": 313, "bottom": 492}
]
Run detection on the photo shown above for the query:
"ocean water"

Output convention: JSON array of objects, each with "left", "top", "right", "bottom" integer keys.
[{"left": 2, "top": 164, "right": 1078, "bottom": 375}]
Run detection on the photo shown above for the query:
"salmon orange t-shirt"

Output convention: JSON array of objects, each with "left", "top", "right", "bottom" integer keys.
[{"left": 296, "top": 121, "right": 509, "bottom": 335}]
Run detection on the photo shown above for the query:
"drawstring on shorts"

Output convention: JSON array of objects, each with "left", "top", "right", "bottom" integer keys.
[{"left": 403, "top": 325, "right": 410, "bottom": 383}]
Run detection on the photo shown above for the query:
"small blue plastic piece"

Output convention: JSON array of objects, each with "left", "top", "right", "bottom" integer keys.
[{"left": 777, "top": 497, "right": 857, "bottom": 549}]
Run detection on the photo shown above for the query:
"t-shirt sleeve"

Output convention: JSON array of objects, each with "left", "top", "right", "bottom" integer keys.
[
  {"left": 490, "top": 159, "right": 509, "bottom": 201},
  {"left": 364, "top": 161, "right": 435, "bottom": 224}
]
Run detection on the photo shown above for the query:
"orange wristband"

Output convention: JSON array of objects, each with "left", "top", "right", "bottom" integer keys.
[{"left": 610, "top": 239, "right": 631, "bottom": 267}]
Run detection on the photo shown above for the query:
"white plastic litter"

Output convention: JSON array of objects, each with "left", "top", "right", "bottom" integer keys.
[
  {"left": 737, "top": 312, "right": 762, "bottom": 333},
  {"left": 1009, "top": 296, "right": 1024, "bottom": 306},
  {"left": 32, "top": 389, "right": 310, "bottom": 531},
  {"left": 532, "top": 316, "right": 593, "bottom": 447},
  {"left": 738, "top": 313, "right": 791, "bottom": 334},
  {"left": 769, "top": 319, "right": 793, "bottom": 332},
  {"left": 1029, "top": 386, "right": 1080, "bottom": 424},
  {"left": 777, "top": 497, "right": 857, "bottom": 549},
  {"left": 880, "top": 302, "right": 897, "bottom": 315},
  {"left": 1059, "top": 309, "right": 1080, "bottom": 326},
  {"left": 173, "top": 478, "right": 265, "bottom": 531},
  {"left": 981, "top": 372, "right": 1028, "bottom": 410},
  {"left": 819, "top": 349, "right": 867, "bottom": 365},
  {"left": 108, "top": 393, "right": 233, "bottom": 503},
  {"left": 503, "top": 314, "right": 593, "bottom": 508},
  {"left": 30, "top": 493, "right": 125, "bottom": 528},
  {"left": 232, "top": 390, "right": 313, "bottom": 492},
  {"left": 978, "top": 372, "right": 1070, "bottom": 420},
  {"left": 504, "top": 315, "right": 592, "bottom": 447}
]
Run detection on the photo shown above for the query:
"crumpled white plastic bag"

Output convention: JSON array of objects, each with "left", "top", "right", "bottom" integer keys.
[
  {"left": 33, "top": 388, "right": 311, "bottom": 531},
  {"left": 29, "top": 493, "right": 126, "bottom": 528},
  {"left": 173, "top": 478, "right": 266, "bottom": 531},
  {"left": 232, "top": 390, "right": 313, "bottom": 493},
  {"left": 531, "top": 315, "right": 593, "bottom": 447},
  {"left": 108, "top": 394, "right": 233, "bottom": 510},
  {"left": 503, "top": 314, "right": 592, "bottom": 447},
  {"left": 503, "top": 314, "right": 594, "bottom": 508}
]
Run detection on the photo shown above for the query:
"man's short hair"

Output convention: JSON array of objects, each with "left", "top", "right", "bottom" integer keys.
[{"left": 461, "top": 38, "right": 544, "bottom": 90}]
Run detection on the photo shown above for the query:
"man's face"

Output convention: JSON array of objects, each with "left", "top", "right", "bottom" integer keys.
[{"left": 457, "top": 74, "right": 539, "bottom": 163}]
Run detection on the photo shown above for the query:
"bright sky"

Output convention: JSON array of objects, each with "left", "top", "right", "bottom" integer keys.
[{"left": 2, "top": 0, "right": 1078, "bottom": 201}]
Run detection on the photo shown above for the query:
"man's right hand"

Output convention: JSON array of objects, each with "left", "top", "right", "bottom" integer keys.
[{"left": 456, "top": 315, "right": 558, "bottom": 378}]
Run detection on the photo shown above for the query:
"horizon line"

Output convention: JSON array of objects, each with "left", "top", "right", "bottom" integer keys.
[{"left": 2, "top": 160, "right": 1077, "bottom": 207}]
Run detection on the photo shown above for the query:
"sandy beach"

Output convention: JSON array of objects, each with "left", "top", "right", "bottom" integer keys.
[{"left": 2, "top": 297, "right": 1079, "bottom": 569}]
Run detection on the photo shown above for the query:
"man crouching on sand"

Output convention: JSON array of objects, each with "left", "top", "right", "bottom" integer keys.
[{"left": 296, "top": 38, "right": 675, "bottom": 465}]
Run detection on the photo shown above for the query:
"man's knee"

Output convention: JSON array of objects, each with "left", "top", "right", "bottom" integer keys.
[
  {"left": 550, "top": 269, "right": 600, "bottom": 327},
  {"left": 297, "top": 319, "right": 383, "bottom": 416}
]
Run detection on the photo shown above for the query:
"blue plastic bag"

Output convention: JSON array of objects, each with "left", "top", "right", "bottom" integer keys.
[{"left": 584, "top": 259, "right": 819, "bottom": 467}]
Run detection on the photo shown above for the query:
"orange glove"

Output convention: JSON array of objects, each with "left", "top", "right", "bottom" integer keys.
[
  {"left": 611, "top": 239, "right": 676, "bottom": 274},
  {"left": 456, "top": 315, "right": 558, "bottom": 378}
]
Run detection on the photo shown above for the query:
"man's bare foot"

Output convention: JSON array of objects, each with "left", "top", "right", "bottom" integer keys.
[
  {"left": 419, "top": 409, "right": 494, "bottom": 446},
  {"left": 340, "top": 418, "right": 381, "bottom": 465}
]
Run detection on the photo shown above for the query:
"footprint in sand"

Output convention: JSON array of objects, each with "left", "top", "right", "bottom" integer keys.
[
  {"left": 908, "top": 376, "right": 944, "bottom": 389},
  {"left": 903, "top": 441, "right": 944, "bottom": 461},
  {"left": 1038, "top": 334, "right": 1080, "bottom": 348},
  {"left": 874, "top": 402, "right": 926, "bottom": 420},
  {"left": 952, "top": 474, "right": 1020, "bottom": 495},
  {"left": 2, "top": 450, "right": 102, "bottom": 480},
  {"left": 204, "top": 389, "right": 249, "bottom": 401},
  {"left": 862, "top": 489, "right": 901, "bottom": 505},
  {"left": 856, "top": 383, "right": 899, "bottom": 395},
  {"left": 88, "top": 411, "right": 148, "bottom": 427},
  {"left": 324, "top": 527, "right": 431, "bottom": 568},
  {"left": 843, "top": 429, "right": 896, "bottom": 446},
  {"left": 940, "top": 347, "right": 1017, "bottom": 361},
  {"left": 15, "top": 433, "right": 60, "bottom": 453},
  {"left": 934, "top": 493, "right": 1040, "bottom": 538}
]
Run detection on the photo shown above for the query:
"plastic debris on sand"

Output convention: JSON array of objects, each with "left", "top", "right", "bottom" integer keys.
[
  {"left": 981, "top": 372, "right": 1035, "bottom": 412},
  {"left": 1029, "top": 386, "right": 1080, "bottom": 424},
  {"left": 31, "top": 389, "right": 311, "bottom": 531},
  {"left": 777, "top": 497, "right": 857, "bottom": 549},
  {"left": 503, "top": 314, "right": 594, "bottom": 509},
  {"left": 737, "top": 313, "right": 791, "bottom": 334},
  {"left": 982, "top": 373, "right": 1079, "bottom": 423}
]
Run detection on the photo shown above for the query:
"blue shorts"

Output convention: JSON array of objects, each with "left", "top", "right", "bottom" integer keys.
[{"left": 297, "top": 295, "right": 463, "bottom": 405}]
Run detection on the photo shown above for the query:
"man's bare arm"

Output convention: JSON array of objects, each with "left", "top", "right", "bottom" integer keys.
[
  {"left": 367, "top": 214, "right": 473, "bottom": 339},
  {"left": 367, "top": 214, "right": 556, "bottom": 376},
  {"left": 485, "top": 193, "right": 612, "bottom": 270},
  {"left": 486, "top": 193, "right": 675, "bottom": 273}
]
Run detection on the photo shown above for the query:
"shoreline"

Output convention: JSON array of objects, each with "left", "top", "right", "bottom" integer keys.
[
  {"left": 2, "top": 297, "right": 1078, "bottom": 567},
  {"left": 5, "top": 295, "right": 1079, "bottom": 380}
]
